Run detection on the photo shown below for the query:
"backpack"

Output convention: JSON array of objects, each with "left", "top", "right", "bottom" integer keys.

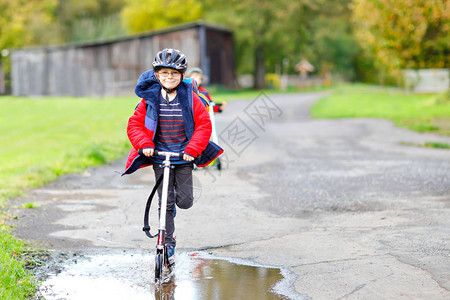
[{"left": 183, "top": 78, "right": 210, "bottom": 112}]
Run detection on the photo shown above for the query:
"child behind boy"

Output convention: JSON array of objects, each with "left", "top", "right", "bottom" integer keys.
[{"left": 187, "top": 67, "right": 227, "bottom": 113}]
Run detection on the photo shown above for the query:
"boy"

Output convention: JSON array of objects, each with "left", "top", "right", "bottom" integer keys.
[
  {"left": 187, "top": 67, "right": 227, "bottom": 113},
  {"left": 123, "top": 49, "right": 223, "bottom": 260}
]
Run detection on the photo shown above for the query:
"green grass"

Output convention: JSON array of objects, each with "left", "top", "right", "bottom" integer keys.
[
  {"left": 0, "top": 96, "right": 141, "bottom": 206},
  {"left": 0, "top": 226, "right": 36, "bottom": 300},
  {"left": 311, "top": 84, "right": 450, "bottom": 136},
  {"left": 424, "top": 142, "right": 450, "bottom": 149},
  {"left": 21, "top": 203, "right": 39, "bottom": 209}
]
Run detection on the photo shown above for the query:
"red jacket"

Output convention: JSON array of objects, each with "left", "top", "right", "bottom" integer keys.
[{"left": 123, "top": 70, "right": 223, "bottom": 175}]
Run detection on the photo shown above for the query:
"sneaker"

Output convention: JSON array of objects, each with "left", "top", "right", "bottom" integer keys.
[{"left": 167, "top": 245, "right": 175, "bottom": 266}]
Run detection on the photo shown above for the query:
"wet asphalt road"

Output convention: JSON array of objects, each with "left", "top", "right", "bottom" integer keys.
[{"left": 10, "top": 91, "right": 450, "bottom": 299}]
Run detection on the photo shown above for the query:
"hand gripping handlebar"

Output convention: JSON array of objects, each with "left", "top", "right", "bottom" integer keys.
[{"left": 138, "top": 148, "right": 183, "bottom": 158}]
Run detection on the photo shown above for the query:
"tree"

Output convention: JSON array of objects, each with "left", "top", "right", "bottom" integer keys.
[
  {"left": 120, "top": 0, "right": 202, "bottom": 33},
  {"left": 351, "top": 0, "right": 449, "bottom": 71},
  {"left": 55, "top": 0, "right": 126, "bottom": 42},
  {"left": 0, "top": 0, "right": 59, "bottom": 50},
  {"left": 0, "top": 0, "right": 128, "bottom": 48},
  {"left": 0, "top": 0, "right": 59, "bottom": 92},
  {"left": 204, "top": 0, "right": 323, "bottom": 89},
  {"left": 306, "top": 0, "right": 359, "bottom": 80}
]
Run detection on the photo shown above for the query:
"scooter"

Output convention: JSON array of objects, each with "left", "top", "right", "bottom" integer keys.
[{"left": 139, "top": 149, "right": 182, "bottom": 283}]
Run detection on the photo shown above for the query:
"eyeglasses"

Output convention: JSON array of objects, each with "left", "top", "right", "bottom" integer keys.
[{"left": 158, "top": 71, "right": 181, "bottom": 78}]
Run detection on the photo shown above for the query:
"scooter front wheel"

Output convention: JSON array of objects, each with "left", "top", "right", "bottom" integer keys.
[{"left": 155, "top": 253, "right": 163, "bottom": 283}]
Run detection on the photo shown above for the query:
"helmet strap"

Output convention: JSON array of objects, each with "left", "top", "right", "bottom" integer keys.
[{"left": 162, "top": 87, "right": 176, "bottom": 104}]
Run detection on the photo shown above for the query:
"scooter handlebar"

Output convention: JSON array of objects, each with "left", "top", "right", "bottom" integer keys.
[{"left": 154, "top": 150, "right": 183, "bottom": 158}]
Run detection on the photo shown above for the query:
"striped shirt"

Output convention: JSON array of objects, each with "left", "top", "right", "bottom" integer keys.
[{"left": 153, "top": 93, "right": 188, "bottom": 164}]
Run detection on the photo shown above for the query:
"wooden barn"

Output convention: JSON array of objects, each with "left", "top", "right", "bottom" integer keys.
[{"left": 10, "top": 21, "right": 235, "bottom": 97}]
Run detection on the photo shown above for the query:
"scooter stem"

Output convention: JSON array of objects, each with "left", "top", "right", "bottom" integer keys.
[{"left": 158, "top": 153, "right": 172, "bottom": 231}]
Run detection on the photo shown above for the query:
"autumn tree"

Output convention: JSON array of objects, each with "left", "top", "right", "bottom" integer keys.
[
  {"left": 120, "top": 0, "right": 202, "bottom": 33},
  {"left": 56, "top": 0, "right": 126, "bottom": 42},
  {"left": 351, "top": 0, "right": 449, "bottom": 72},
  {"left": 0, "top": 0, "right": 59, "bottom": 92},
  {"left": 0, "top": 0, "right": 59, "bottom": 50},
  {"left": 0, "top": 0, "right": 129, "bottom": 48}
]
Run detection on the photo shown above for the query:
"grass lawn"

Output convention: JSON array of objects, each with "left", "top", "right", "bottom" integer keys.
[
  {"left": 0, "top": 226, "right": 36, "bottom": 299},
  {"left": 311, "top": 84, "right": 450, "bottom": 136},
  {"left": 0, "top": 96, "right": 141, "bottom": 205}
]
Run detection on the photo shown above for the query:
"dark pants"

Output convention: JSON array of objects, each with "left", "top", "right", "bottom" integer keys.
[{"left": 153, "top": 163, "right": 194, "bottom": 247}]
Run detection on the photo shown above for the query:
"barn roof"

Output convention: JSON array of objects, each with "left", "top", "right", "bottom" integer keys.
[{"left": 10, "top": 20, "right": 232, "bottom": 52}]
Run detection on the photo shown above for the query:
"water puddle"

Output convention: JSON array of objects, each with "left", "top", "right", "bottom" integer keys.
[{"left": 39, "top": 250, "right": 300, "bottom": 299}]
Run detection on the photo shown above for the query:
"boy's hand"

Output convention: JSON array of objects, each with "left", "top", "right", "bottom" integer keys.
[
  {"left": 183, "top": 153, "right": 194, "bottom": 161},
  {"left": 143, "top": 148, "right": 154, "bottom": 157}
]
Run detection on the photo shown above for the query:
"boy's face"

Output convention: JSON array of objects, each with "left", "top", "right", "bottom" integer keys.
[
  {"left": 156, "top": 68, "right": 182, "bottom": 90},
  {"left": 190, "top": 72, "right": 203, "bottom": 86}
]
